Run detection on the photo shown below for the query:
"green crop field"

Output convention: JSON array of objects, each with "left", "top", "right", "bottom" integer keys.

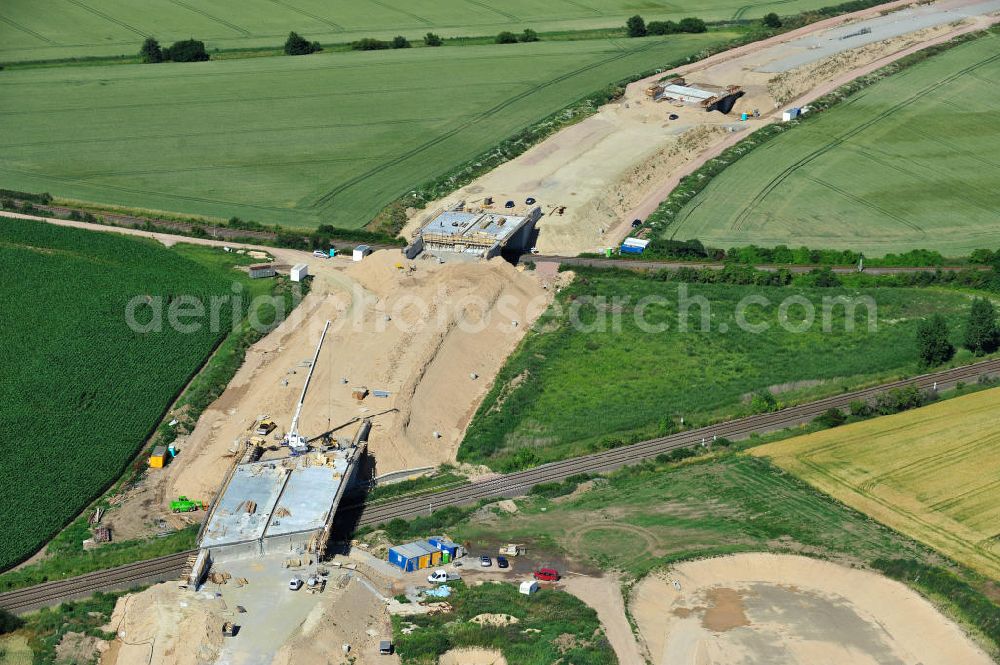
[
  {"left": 662, "top": 32, "right": 1000, "bottom": 257},
  {"left": 0, "top": 0, "right": 829, "bottom": 62},
  {"left": 0, "top": 219, "right": 260, "bottom": 570},
  {"left": 0, "top": 34, "right": 731, "bottom": 230},
  {"left": 459, "top": 269, "right": 979, "bottom": 470},
  {"left": 754, "top": 387, "right": 1000, "bottom": 579}
]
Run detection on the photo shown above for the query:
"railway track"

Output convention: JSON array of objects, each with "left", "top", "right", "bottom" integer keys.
[
  {"left": 528, "top": 254, "right": 989, "bottom": 275},
  {"left": 3, "top": 357, "right": 998, "bottom": 613}
]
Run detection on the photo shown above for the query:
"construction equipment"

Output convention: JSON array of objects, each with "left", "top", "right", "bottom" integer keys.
[
  {"left": 222, "top": 622, "right": 238, "bottom": 637},
  {"left": 284, "top": 320, "right": 331, "bottom": 455},
  {"left": 170, "top": 496, "right": 206, "bottom": 513},
  {"left": 498, "top": 543, "right": 526, "bottom": 557},
  {"left": 255, "top": 418, "right": 277, "bottom": 436}
]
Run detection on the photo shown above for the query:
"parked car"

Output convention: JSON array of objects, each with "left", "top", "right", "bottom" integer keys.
[
  {"left": 496, "top": 556, "right": 510, "bottom": 569},
  {"left": 529, "top": 247, "right": 540, "bottom": 255},
  {"left": 669, "top": 113, "right": 679, "bottom": 120},
  {"left": 312, "top": 249, "right": 329, "bottom": 258},
  {"left": 505, "top": 200, "right": 515, "bottom": 208},
  {"left": 288, "top": 577, "right": 304, "bottom": 591},
  {"left": 631, "top": 219, "right": 642, "bottom": 228},
  {"left": 427, "top": 569, "right": 461, "bottom": 584},
  {"left": 533, "top": 568, "right": 560, "bottom": 582},
  {"left": 525, "top": 197, "right": 536, "bottom": 205},
  {"left": 480, "top": 555, "right": 493, "bottom": 567}
]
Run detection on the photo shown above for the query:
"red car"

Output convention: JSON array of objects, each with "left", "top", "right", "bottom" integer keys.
[{"left": 533, "top": 568, "right": 560, "bottom": 582}]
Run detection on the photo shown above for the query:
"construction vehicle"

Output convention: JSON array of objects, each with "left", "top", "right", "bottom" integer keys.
[
  {"left": 498, "top": 543, "right": 526, "bottom": 557},
  {"left": 284, "top": 320, "right": 331, "bottom": 455},
  {"left": 222, "top": 622, "right": 238, "bottom": 637},
  {"left": 255, "top": 418, "right": 277, "bottom": 436},
  {"left": 170, "top": 496, "right": 205, "bottom": 513}
]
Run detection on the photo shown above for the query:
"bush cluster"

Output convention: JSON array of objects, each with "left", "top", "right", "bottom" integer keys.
[
  {"left": 626, "top": 14, "right": 707, "bottom": 37},
  {"left": 496, "top": 28, "right": 539, "bottom": 44},
  {"left": 138, "top": 37, "right": 208, "bottom": 63},
  {"left": 284, "top": 31, "right": 322, "bottom": 55},
  {"left": 351, "top": 36, "right": 411, "bottom": 50}
]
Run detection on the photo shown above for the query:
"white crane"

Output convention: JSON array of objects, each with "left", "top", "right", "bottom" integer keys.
[{"left": 285, "top": 320, "right": 331, "bottom": 454}]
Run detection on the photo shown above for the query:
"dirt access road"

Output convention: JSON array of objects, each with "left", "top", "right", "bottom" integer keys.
[{"left": 404, "top": 0, "right": 1000, "bottom": 256}]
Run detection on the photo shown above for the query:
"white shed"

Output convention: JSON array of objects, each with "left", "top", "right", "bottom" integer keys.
[
  {"left": 782, "top": 107, "right": 800, "bottom": 122},
  {"left": 353, "top": 245, "right": 372, "bottom": 262},
  {"left": 519, "top": 580, "right": 539, "bottom": 596},
  {"left": 290, "top": 263, "right": 308, "bottom": 282}
]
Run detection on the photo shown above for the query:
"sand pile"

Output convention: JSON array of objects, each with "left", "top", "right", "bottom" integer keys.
[
  {"left": 470, "top": 613, "right": 519, "bottom": 627},
  {"left": 271, "top": 577, "right": 395, "bottom": 665},
  {"left": 107, "top": 246, "right": 552, "bottom": 529},
  {"left": 630, "top": 553, "right": 993, "bottom": 665},
  {"left": 439, "top": 648, "right": 508, "bottom": 665},
  {"left": 105, "top": 584, "right": 225, "bottom": 665}
]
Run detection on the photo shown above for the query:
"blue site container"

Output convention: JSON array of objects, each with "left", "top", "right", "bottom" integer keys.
[
  {"left": 741, "top": 112, "right": 748, "bottom": 121},
  {"left": 388, "top": 540, "right": 439, "bottom": 571},
  {"left": 621, "top": 244, "right": 644, "bottom": 255},
  {"left": 427, "top": 537, "right": 460, "bottom": 559}
]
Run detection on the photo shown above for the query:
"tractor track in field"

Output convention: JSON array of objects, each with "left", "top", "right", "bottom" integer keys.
[
  {"left": 308, "top": 38, "right": 663, "bottom": 211},
  {"left": 264, "top": 0, "right": 345, "bottom": 31},
  {"left": 165, "top": 0, "right": 251, "bottom": 36},
  {"left": 3, "top": 355, "right": 1000, "bottom": 614},
  {"left": 728, "top": 48, "right": 1000, "bottom": 232}
]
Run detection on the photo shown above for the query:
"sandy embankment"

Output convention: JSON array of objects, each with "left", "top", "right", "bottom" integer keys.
[
  {"left": 107, "top": 248, "right": 555, "bottom": 539},
  {"left": 631, "top": 553, "right": 994, "bottom": 665},
  {"left": 439, "top": 648, "right": 508, "bottom": 665}
]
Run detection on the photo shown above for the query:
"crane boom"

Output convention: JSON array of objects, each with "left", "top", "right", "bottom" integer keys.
[{"left": 286, "top": 320, "right": 331, "bottom": 453}]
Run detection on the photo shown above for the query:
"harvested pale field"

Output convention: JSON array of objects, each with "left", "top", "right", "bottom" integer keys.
[
  {"left": 408, "top": 0, "right": 999, "bottom": 255},
  {"left": 753, "top": 387, "right": 1000, "bottom": 579},
  {"left": 631, "top": 553, "right": 994, "bottom": 665}
]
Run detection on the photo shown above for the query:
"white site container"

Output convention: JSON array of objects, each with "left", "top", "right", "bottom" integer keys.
[
  {"left": 353, "top": 245, "right": 371, "bottom": 262},
  {"left": 290, "top": 263, "right": 308, "bottom": 282}
]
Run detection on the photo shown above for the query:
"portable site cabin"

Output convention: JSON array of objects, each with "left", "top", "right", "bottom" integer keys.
[
  {"left": 148, "top": 446, "right": 167, "bottom": 469},
  {"left": 782, "top": 107, "right": 800, "bottom": 122},
  {"left": 387, "top": 540, "right": 443, "bottom": 572},
  {"left": 427, "top": 537, "right": 463, "bottom": 561},
  {"left": 620, "top": 238, "right": 650, "bottom": 255},
  {"left": 519, "top": 580, "right": 539, "bottom": 595},
  {"left": 353, "top": 245, "right": 371, "bottom": 262},
  {"left": 290, "top": 263, "right": 308, "bottom": 282}
]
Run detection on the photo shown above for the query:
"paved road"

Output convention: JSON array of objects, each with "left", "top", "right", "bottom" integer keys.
[{"left": 4, "top": 356, "right": 998, "bottom": 613}]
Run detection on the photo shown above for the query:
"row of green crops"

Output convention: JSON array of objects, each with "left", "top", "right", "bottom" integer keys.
[{"left": 0, "top": 219, "right": 257, "bottom": 569}]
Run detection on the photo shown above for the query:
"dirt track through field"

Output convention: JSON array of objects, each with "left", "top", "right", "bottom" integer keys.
[{"left": 405, "top": 0, "right": 1000, "bottom": 256}]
